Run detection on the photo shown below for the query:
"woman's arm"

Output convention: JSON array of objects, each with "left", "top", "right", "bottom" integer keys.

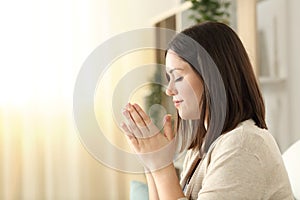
[
  {"left": 151, "top": 164, "right": 185, "bottom": 200},
  {"left": 145, "top": 172, "right": 159, "bottom": 200}
]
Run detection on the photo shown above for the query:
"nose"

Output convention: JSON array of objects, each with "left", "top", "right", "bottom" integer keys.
[{"left": 165, "top": 81, "right": 178, "bottom": 96}]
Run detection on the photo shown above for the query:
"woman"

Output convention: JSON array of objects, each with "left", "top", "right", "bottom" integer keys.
[{"left": 120, "top": 22, "right": 293, "bottom": 199}]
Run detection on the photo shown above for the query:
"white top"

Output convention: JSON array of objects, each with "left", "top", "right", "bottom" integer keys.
[{"left": 180, "top": 119, "right": 294, "bottom": 200}]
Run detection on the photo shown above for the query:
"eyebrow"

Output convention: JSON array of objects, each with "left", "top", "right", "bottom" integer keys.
[{"left": 168, "top": 68, "right": 184, "bottom": 74}]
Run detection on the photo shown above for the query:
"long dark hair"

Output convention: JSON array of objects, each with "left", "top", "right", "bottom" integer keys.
[{"left": 167, "top": 22, "right": 267, "bottom": 155}]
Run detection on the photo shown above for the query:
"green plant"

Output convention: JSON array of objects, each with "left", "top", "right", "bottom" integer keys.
[{"left": 185, "top": 0, "right": 231, "bottom": 24}]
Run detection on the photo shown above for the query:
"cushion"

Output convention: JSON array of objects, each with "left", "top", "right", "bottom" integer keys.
[
  {"left": 282, "top": 140, "right": 300, "bottom": 199},
  {"left": 130, "top": 180, "right": 149, "bottom": 200}
]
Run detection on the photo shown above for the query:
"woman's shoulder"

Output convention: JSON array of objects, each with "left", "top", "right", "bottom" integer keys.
[{"left": 210, "top": 119, "right": 281, "bottom": 158}]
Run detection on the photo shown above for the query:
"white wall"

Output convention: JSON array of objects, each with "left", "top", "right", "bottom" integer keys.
[
  {"left": 286, "top": 0, "right": 300, "bottom": 147},
  {"left": 257, "top": 0, "right": 289, "bottom": 151},
  {"left": 256, "top": 0, "right": 300, "bottom": 152},
  {"left": 102, "top": 0, "right": 179, "bottom": 39}
]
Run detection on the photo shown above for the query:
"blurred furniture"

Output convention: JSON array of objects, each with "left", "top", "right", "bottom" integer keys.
[
  {"left": 282, "top": 140, "right": 300, "bottom": 199},
  {"left": 130, "top": 180, "right": 148, "bottom": 200}
]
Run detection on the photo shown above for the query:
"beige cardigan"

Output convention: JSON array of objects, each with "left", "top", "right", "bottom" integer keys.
[{"left": 180, "top": 120, "right": 294, "bottom": 200}]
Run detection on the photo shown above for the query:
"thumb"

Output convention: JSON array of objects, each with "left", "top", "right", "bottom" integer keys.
[{"left": 163, "top": 114, "right": 173, "bottom": 140}]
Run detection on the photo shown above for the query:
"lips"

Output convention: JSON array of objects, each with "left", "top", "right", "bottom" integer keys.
[{"left": 173, "top": 100, "right": 183, "bottom": 107}]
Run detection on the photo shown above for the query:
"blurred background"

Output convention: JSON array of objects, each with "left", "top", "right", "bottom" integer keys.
[{"left": 0, "top": 0, "right": 299, "bottom": 199}]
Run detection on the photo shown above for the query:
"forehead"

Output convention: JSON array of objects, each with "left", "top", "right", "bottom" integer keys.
[{"left": 165, "top": 50, "right": 189, "bottom": 72}]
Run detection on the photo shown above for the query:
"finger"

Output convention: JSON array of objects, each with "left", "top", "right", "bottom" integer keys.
[
  {"left": 122, "top": 109, "right": 143, "bottom": 138},
  {"left": 128, "top": 103, "right": 153, "bottom": 138},
  {"left": 120, "top": 122, "right": 140, "bottom": 149},
  {"left": 132, "top": 103, "right": 151, "bottom": 125},
  {"left": 126, "top": 103, "right": 147, "bottom": 128},
  {"left": 125, "top": 134, "right": 139, "bottom": 150},
  {"left": 163, "top": 114, "right": 174, "bottom": 141},
  {"left": 129, "top": 103, "right": 161, "bottom": 138},
  {"left": 133, "top": 103, "right": 161, "bottom": 138},
  {"left": 119, "top": 122, "right": 134, "bottom": 137},
  {"left": 144, "top": 121, "right": 160, "bottom": 138}
]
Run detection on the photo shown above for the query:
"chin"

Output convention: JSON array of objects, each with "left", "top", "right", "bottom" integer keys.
[{"left": 178, "top": 110, "right": 200, "bottom": 120}]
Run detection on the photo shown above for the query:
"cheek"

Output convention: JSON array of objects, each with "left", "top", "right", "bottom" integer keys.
[
  {"left": 176, "top": 80, "right": 201, "bottom": 103},
  {"left": 177, "top": 81, "right": 200, "bottom": 113},
  {"left": 190, "top": 78, "right": 203, "bottom": 103},
  {"left": 194, "top": 85, "right": 203, "bottom": 103}
]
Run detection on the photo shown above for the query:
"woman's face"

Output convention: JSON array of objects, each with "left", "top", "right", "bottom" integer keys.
[{"left": 165, "top": 50, "right": 204, "bottom": 120}]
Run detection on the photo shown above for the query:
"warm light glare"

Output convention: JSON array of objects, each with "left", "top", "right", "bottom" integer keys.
[
  {"left": 0, "top": 0, "right": 144, "bottom": 199},
  {"left": 0, "top": 0, "right": 105, "bottom": 108}
]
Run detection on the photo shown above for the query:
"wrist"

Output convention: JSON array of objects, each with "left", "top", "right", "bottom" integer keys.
[
  {"left": 151, "top": 163, "right": 185, "bottom": 199},
  {"left": 151, "top": 163, "right": 176, "bottom": 179}
]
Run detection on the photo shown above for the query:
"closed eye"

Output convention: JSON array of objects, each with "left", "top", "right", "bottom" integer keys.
[
  {"left": 166, "top": 73, "right": 170, "bottom": 82},
  {"left": 175, "top": 77, "right": 183, "bottom": 82}
]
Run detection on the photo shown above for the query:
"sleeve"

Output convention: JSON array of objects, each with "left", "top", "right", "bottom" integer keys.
[{"left": 197, "top": 146, "right": 266, "bottom": 200}]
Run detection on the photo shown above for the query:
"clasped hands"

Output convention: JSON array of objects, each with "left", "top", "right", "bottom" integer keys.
[{"left": 120, "top": 103, "right": 176, "bottom": 172}]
